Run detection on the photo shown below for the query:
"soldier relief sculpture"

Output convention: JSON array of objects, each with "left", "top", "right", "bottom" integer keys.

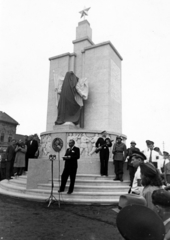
[{"left": 54, "top": 71, "right": 88, "bottom": 127}]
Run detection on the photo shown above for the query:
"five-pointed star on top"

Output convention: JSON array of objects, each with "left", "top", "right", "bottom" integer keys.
[{"left": 79, "top": 7, "right": 91, "bottom": 18}]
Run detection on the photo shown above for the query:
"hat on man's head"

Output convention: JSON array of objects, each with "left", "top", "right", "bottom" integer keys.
[
  {"left": 116, "top": 136, "right": 122, "bottom": 140},
  {"left": 130, "top": 151, "right": 146, "bottom": 161},
  {"left": 163, "top": 151, "right": 169, "bottom": 156},
  {"left": 116, "top": 205, "right": 165, "bottom": 240},
  {"left": 140, "top": 162, "right": 157, "bottom": 177},
  {"left": 130, "top": 140, "right": 136, "bottom": 145},
  {"left": 146, "top": 140, "right": 154, "bottom": 145}
]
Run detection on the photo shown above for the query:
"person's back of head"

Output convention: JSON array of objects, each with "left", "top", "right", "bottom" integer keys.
[{"left": 140, "top": 162, "right": 163, "bottom": 187}]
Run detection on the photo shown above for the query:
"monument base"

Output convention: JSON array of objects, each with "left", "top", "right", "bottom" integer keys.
[
  {"left": 26, "top": 126, "right": 127, "bottom": 189},
  {"left": 27, "top": 157, "right": 129, "bottom": 189}
]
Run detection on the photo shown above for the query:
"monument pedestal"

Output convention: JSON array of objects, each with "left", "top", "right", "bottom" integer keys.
[{"left": 26, "top": 127, "right": 127, "bottom": 189}]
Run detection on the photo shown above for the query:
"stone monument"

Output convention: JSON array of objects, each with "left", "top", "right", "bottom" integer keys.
[{"left": 26, "top": 17, "right": 127, "bottom": 189}]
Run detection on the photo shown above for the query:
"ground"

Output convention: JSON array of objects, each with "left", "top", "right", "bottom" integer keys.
[{"left": 0, "top": 195, "right": 124, "bottom": 240}]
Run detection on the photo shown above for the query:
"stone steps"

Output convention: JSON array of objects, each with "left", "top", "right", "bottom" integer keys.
[
  {"left": 38, "top": 183, "right": 129, "bottom": 193},
  {"left": 0, "top": 174, "right": 130, "bottom": 205}
]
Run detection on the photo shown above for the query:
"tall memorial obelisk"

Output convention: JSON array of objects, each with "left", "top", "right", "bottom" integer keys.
[{"left": 26, "top": 13, "right": 127, "bottom": 189}]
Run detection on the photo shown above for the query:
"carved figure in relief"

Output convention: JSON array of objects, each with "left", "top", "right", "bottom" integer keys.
[
  {"left": 72, "top": 133, "right": 79, "bottom": 147},
  {"left": 79, "top": 133, "right": 90, "bottom": 156},
  {"left": 75, "top": 77, "right": 89, "bottom": 107},
  {"left": 53, "top": 71, "right": 64, "bottom": 106},
  {"left": 67, "top": 133, "right": 73, "bottom": 148},
  {"left": 39, "top": 135, "right": 51, "bottom": 157},
  {"left": 89, "top": 133, "right": 99, "bottom": 155},
  {"left": 45, "top": 135, "right": 52, "bottom": 155},
  {"left": 38, "top": 136, "right": 46, "bottom": 157}
]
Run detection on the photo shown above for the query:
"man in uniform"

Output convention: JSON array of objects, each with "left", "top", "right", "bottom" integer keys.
[
  {"left": 95, "top": 131, "right": 112, "bottom": 176},
  {"left": 58, "top": 139, "right": 80, "bottom": 194},
  {"left": 125, "top": 141, "right": 140, "bottom": 186},
  {"left": 129, "top": 151, "right": 147, "bottom": 194},
  {"left": 112, "top": 136, "right": 126, "bottom": 181},
  {"left": 142, "top": 140, "right": 159, "bottom": 165}
]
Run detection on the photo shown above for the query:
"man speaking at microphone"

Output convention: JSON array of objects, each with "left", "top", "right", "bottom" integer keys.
[{"left": 58, "top": 139, "right": 80, "bottom": 194}]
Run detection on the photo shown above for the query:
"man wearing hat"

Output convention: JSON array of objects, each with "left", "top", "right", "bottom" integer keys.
[
  {"left": 163, "top": 151, "right": 170, "bottom": 185},
  {"left": 95, "top": 131, "right": 112, "bottom": 176},
  {"left": 116, "top": 205, "right": 165, "bottom": 240},
  {"left": 142, "top": 140, "right": 160, "bottom": 167},
  {"left": 129, "top": 151, "right": 146, "bottom": 194},
  {"left": 161, "top": 151, "right": 170, "bottom": 172},
  {"left": 112, "top": 136, "right": 126, "bottom": 181},
  {"left": 152, "top": 189, "right": 170, "bottom": 240},
  {"left": 125, "top": 141, "right": 140, "bottom": 186}
]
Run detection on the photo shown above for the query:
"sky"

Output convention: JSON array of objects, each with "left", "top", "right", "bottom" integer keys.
[{"left": 0, "top": 0, "right": 170, "bottom": 152}]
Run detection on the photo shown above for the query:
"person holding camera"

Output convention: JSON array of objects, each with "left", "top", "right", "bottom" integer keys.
[{"left": 14, "top": 139, "right": 27, "bottom": 176}]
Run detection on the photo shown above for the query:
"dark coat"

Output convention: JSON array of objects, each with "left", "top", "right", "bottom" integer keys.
[
  {"left": 26, "top": 140, "right": 38, "bottom": 158},
  {"left": 126, "top": 147, "right": 140, "bottom": 165},
  {"left": 6, "top": 145, "right": 16, "bottom": 162},
  {"left": 0, "top": 152, "right": 7, "bottom": 168},
  {"left": 63, "top": 146, "right": 80, "bottom": 168},
  {"left": 96, "top": 137, "right": 112, "bottom": 158},
  {"left": 112, "top": 142, "right": 127, "bottom": 161}
]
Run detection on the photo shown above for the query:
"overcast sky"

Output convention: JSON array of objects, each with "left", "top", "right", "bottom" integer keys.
[{"left": 0, "top": 0, "right": 170, "bottom": 152}]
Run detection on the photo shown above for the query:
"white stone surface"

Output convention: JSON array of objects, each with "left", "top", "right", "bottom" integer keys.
[
  {"left": 76, "top": 20, "right": 92, "bottom": 40},
  {"left": 46, "top": 20, "right": 123, "bottom": 134}
]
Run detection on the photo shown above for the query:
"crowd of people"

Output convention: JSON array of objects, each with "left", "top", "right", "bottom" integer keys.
[
  {"left": 0, "top": 134, "right": 39, "bottom": 181},
  {"left": 95, "top": 131, "right": 170, "bottom": 185},
  {"left": 0, "top": 130, "right": 170, "bottom": 238},
  {"left": 113, "top": 139, "right": 170, "bottom": 240},
  {"left": 92, "top": 131, "right": 170, "bottom": 239}
]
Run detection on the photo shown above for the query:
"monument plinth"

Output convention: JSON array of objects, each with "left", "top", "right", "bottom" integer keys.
[{"left": 26, "top": 19, "right": 127, "bottom": 190}]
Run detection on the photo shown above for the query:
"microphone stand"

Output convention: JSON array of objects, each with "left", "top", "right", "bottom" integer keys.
[
  {"left": 58, "top": 151, "right": 61, "bottom": 207},
  {"left": 47, "top": 155, "right": 57, "bottom": 207}
]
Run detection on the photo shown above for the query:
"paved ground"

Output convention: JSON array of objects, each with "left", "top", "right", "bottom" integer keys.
[{"left": 0, "top": 195, "right": 123, "bottom": 240}]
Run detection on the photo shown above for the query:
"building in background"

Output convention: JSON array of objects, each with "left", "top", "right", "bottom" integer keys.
[{"left": 0, "top": 111, "right": 25, "bottom": 150}]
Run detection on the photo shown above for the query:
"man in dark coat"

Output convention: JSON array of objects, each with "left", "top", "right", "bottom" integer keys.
[
  {"left": 6, "top": 139, "right": 16, "bottom": 180},
  {"left": 25, "top": 135, "right": 38, "bottom": 171},
  {"left": 112, "top": 136, "right": 126, "bottom": 181},
  {"left": 58, "top": 139, "right": 80, "bottom": 194},
  {"left": 95, "top": 131, "right": 112, "bottom": 176},
  {"left": 125, "top": 141, "right": 140, "bottom": 186},
  {"left": 0, "top": 150, "right": 7, "bottom": 180},
  {"left": 55, "top": 71, "right": 82, "bottom": 126}
]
